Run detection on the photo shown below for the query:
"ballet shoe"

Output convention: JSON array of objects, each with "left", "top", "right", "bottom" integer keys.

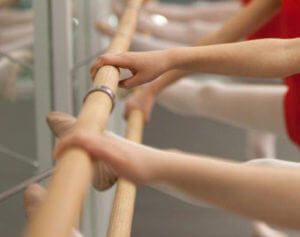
[
  {"left": 46, "top": 111, "right": 76, "bottom": 137},
  {"left": 96, "top": 21, "right": 116, "bottom": 38},
  {"left": 46, "top": 111, "right": 118, "bottom": 191},
  {"left": 0, "top": 49, "right": 33, "bottom": 102},
  {"left": 24, "top": 184, "right": 47, "bottom": 219}
]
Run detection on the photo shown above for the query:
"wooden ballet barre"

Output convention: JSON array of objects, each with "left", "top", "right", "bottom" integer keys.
[
  {"left": 24, "top": 0, "right": 144, "bottom": 236},
  {"left": 107, "top": 95, "right": 144, "bottom": 237}
]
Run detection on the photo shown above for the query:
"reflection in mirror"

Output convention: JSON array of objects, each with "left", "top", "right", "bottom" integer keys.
[{"left": 0, "top": 1, "right": 38, "bottom": 236}]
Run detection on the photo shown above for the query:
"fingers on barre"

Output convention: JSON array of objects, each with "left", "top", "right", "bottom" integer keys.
[
  {"left": 53, "top": 131, "right": 121, "bottom": 164},
  {"left": 90, "top": 53, "right": 142, "bottom": 89}
]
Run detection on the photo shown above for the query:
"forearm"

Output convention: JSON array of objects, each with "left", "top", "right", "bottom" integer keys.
[
  {"left": 153, "top": 151, "right": 300, "bottom": 230},
  {"left": 54, "top": 131, "right": 300, "bottom": 230},
  {"left": 196, "top": 0, "right": 281, "bottom": 45},
  {"left": 142, "top": 0, "right": 280, "bottom": 95},
  {"left": 168, "top": 39, "right": 300, "bottom": 78}
]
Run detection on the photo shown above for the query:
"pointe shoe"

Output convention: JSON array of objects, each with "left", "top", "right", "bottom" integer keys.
[
  {"left": 252, "top": 222, "right": 288, "bottom": 237},
  {"left": 24, "top": 184, "right": 47, "bottom": 218},
  {"left": 46, "top": 111, "right": 76, "bottom": 137},
  {"left": 96, "top": 21, "right": 116, "bottom": 38},
  {"left": 0, "top": 49, "right": 33, "bottom": 101},
  {"left": 46, "top": 111, "right": 118, "bottom": 191}
]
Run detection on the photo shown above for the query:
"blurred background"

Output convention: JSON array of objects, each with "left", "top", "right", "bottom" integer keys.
[{"left": 0, "top": 0, "right": 299, "bottom": 236}]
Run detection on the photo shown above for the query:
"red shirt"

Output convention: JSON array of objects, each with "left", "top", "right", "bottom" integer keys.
[
  {"left": 281, "top": 0, "right": 300, "bottom": 147},
  {"left": 242, "top": 0, "right": 282, "bottom": 39}
]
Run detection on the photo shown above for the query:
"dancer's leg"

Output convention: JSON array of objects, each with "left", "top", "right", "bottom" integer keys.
[
  {"left": 246, "top": 131, "right": 276, "bottom": 160},
  {"left": 247, "top": 158, "right": 298, "bottom": 237},
  {"left": 158, "top": 79, "right": 287, "bottom": 237},
  {"left": 143, "top": 1, "right": 240, "bottom": 22},
  {"left": 158, "top": 79, "right": 287, "bottom": 136},
  {"left": 0, "top": 9, "right": 33, "bottom": 26},
  {"left": 136, "top": 13, "right": 221, "bottom": 44},
  {"left": 247, "top": 158, "right": 300, "bottom": 169},
  {"left": 0, "top": 23, "right": 33, "bottom": 45},
  {"left": 0, "top": 35, "right": 33, "bottom": 53},
  {"left": 24, "top": 184, "right": 83, "bottom": 237},
  {"left": 246, "top": 130, "right": 279, "bottom": 237},
  {"left": 45, "top": 113, "right": 289, "bottom": 211},
  {"left": 252, "top": 222, "right": 288, "bottom": 237},
  {"left": 113, "top": 3, "right": 221, "bottom": 44},
  {"left": 0, "top": 49, "right": 33, "bottom": 101},
  {"left": 97, "top": 21, "right": 185, "bottom": 51}
]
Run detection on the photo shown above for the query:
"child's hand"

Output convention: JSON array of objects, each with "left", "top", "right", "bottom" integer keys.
[
  {"left": 91, "top": 50, "right": 172, "bottom": 89},
  {"left": 124, "top": 89, "right": 156, "bottom": 123},
  {"left": 53, "top": 131, "right": 162, "bottom": 185}
]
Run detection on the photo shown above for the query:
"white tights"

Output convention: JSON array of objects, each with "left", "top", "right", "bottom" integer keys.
[
  {"left": 137, "top": 13, "right": 221, "bottom": 44},
  {"left": 114, "top": 2, "right": 223, "bottom": 44},
  {"left": 130, "top": 32, "right": 184, "bottom": 51},
  {"left": 98, "top": 21, "right": 185, "bottom": 51},
  {"left": 0, "top": 49, "right": 33, "bottom": 100},
  {"left": 158, "top": 79, "right": 287, "bottom": 136},
  {"left": 71, "top": 155, "right": 295, "bottom": 237},
  {"left": 155, "top": 78, "right": 291, "bottom": 236},
  {"left": 143, "top": 1, "right": 240, "bottom": 22}
]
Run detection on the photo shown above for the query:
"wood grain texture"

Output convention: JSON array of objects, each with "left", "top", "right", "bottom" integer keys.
[
  {"left": 107, "top": 107, "right": 144, "bottom": 237},
  {"left": 24, "top": 1, "right": 143, "bottom": 236}
]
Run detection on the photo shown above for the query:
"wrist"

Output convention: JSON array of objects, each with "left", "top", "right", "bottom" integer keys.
[
  {"left": 143, "top": 85, "right": 159, "bottom": 97},
  {"left": 165, "top": 48, "right": 181, "bottom": 70}
]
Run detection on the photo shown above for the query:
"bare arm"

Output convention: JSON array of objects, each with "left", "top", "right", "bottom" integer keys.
[
  {"left": 55, "top": 132, "right": 300, "bottom": 230},
  {"left": 158, "top": 151, "right": 300, "bottom": 230},
  {"left": 91, "top": 0, "right": 281, "bottom": 120},
  {"left": 169, "top": 38, "right": 300, "bottom": 78},
  {"left": 138, "top": 0, "right": 282, "bottom": 95},
  {"left": 105, "top": 0, "right": 282, "bottom": 120},
  {"left": 93, "top": 38, "right": 300, "bottom": 89}
]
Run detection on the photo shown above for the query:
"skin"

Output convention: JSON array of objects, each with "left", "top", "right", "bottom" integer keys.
[
  {"left": 54, "top": 131, "right": 300, "bottom": 231},
  {"left": 91, "top": 37, "right": 300, "bottom": 92},
  {"left": 92, "top": 0, "right": 282, "bottom": 122},
  {"left": 92, "top": 39, "right": 300, "bottom": 87},
  {"left": 78, "top": 1, "right": 293, "bottom": 234},
  {"left": 47, "top": 113, "right": 288, "bottom": 236}
]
